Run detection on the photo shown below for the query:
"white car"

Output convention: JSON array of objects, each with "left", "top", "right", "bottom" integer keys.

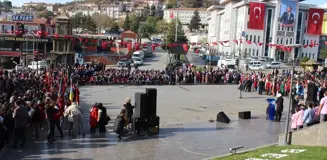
[
  {"left": 15, "top": 64, "right": 24, "bottom": 70},
  {"left": 132, "top": 58, "right": 144, "bottom": 66},
  {"left": 249, "top": 64, "right": 265, "bottom": 70},
  {"left": 28, "top": 61, "right": 47, "bottom": 70},
  {"left": 266, "top": 62, "right": 281, "bottom": 69}
]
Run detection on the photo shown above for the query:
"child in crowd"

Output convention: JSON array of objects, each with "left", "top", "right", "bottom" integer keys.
[{"left": 291, "top": 107, "right": 300, "bottom": 132}]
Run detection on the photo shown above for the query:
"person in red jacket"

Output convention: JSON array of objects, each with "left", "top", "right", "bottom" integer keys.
[{"left": 89, "top": 103, "right": 99, "bottom": 134}]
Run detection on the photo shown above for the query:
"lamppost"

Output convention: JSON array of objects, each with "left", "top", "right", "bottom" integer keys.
[
  {"left": 175, "top": 0, "right": 179, "bottom": 42},
  {"left": 280, "top": 44, "right": 302, "bottom": 146}
]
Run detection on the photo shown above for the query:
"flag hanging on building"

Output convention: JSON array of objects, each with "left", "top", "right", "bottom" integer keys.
[
  {"left": 307, "top": 8, "right": 325, "bottom": 35},
  {"left": 248, "top": 2, "right": 266, "bottom": 30},
  {"left": 170, "top": 11, "right": 174, "bottom": 19}
]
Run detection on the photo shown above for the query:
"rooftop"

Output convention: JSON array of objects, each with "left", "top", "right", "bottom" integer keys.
[{"left": 165, "top": 8, "right": 209, "bottom": 11}]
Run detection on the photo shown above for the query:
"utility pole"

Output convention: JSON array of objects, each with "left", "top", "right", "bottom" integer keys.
[{"left": 175, "top": 0, "right": 178, "bottom": 42}]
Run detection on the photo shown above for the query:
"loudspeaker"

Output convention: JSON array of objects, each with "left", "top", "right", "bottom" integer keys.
[
  {"left": 134, "top": 92, "right": 147, "bottom": 119},
  {"left": 216, "top": 112, "right": 230, "bottom": 123},
  {"left": 148, "top": 116, "right": 160, "bottom": 135},
  {"left": 239, "top": 111, "right": 251, "bottom": 119},
  {"left": 132, "top": 117, "right": 148, "bottom": 134},
  {"left": 146, "top": 88, "right": 157, "bottom": 118}
]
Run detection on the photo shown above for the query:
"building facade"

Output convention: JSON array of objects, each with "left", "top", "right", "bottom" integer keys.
[
  {"left": 0, "top": 13, "right": 55, "bottom": 67},
  {"left": 164, "top": 8, "right": 210, "bottom": 26},
  {"left": 207, "top": 0, "right": 326, "bottom": 61}
]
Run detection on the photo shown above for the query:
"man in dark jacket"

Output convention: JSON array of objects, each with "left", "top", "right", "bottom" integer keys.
[
  {"left": 307, "top": 80, "right": 318, "bottom": 104},
  {"left": 275, "top": 93, "right": 284, "bottom": 122},
  {"left": 29, "top": 103, "right": 41, "bottom": 139},
  {"left": 12, "top": 100, "right": 28, "bottom": 148},
  {"left": 97, "top": 103, "right": 107, "bottom": 133},
  {"left": 46, "top": 100, "right": 57, "bottom": 143}
]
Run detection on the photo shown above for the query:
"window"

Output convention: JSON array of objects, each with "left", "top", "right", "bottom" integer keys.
[
  {"left": 290, "top": 38, "right": 293, "bottom": 44},
  {"left": 248, "top": 8, "right": 250, "bottom": 14},
  {"left": 281, "top": 37, "right": 283, "bottom": 44},
  {"left": 250, "top": 35, "right": 252, "bottom": 41},
  {"left": 312, "top": 54, "right": 315, "bottom": 59},
  {"left": 301, "top": 53, "right": 304, "bottom": 58},
  {"left": 307, "top": 40, "right": 309, "bottom": 45},
  {"left": 287, "top": 27, "right": 290, "bottom": 31},
  {"left": 309, "top": 53, "right": 311, "bottom": 59},
  {"left": 305, "top": 13, "right": 308, "bottom": 20},
  {"left": 253, "top": 49, "right": 255, "bottom": 56},
  {"left": 254, "top": 36, "right": 256, "bottom": 43},
  {"left": 286, "top": 38, "right": 288, "bottom": 44},
  {"left": 249, "top": 48, "right": 252, "bottom": 55},
  {"left": 245, "top": 48, "right": 247, "bottom": 54},
  {"left": 258, "top": 36, "right": 260, "bottom": 42},
  {"left": 277, "top": 37, "right": 280, "bottom": 44},
  {"left": 256, "top": 49, "right": 259, "bottom": 56},
  {"left": 305, "top": 53, "right": 307, "bottom": 57},
  {"left": 278, "top": 25, "right": 280, "bottom": 30},
  {"left": 246, "top": 35, "right": 248, "bottom": 40}
]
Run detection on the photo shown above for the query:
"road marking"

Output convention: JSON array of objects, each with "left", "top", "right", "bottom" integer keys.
[{"left": 176, "top": 141, "right": 211, "bottom": 156}]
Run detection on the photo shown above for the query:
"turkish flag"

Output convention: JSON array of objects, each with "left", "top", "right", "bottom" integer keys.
[
  {"left": 307, "top": 8, "right": 324, "bottom": 35},
  {"left": 248, "top": 2, "right": 265, "bottom": 30},
  {"left": 170, "top": 11, "right": 174, "bottom": 19},
  {"left": 233, "top": 40, "right": 238, "bottom": 45},
  {"left": 182, "top": 43, "right": 188, "bottom": 52}
]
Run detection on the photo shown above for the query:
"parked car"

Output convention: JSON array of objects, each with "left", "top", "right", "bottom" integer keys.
[
  {"left": 132, "top": 57, "right": 144, "bottom": 66},
  {"left": 15, "top": 64, "right": 24, "bottom": 70},
  {"left": 249, "top": 64, "right": 265, "bottom": 70},
  {"left": 132, "top": 50, "right": 145, "bottom": 59},
  {"left": 117, "top": 58, "right": 133, "bottom": 67},
  {"left": 143, "top": 46, "right": 153, "bottom": 57},
  {"left": 28, "top": 61, "right": 47, "bottom": 70},
  {"left": 266, "top": 62, "right": 281, "bottom": 69}
]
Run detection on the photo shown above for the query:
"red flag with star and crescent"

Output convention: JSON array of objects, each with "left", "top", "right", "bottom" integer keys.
[
  {"left": 307, "top": 8, "right": 325, "bottom": 35},
  {"left": 248, "top": 2, "right": 265, "bottom": 30}
]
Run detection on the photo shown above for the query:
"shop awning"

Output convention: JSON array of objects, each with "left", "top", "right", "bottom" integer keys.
[{"left": 0, "top": 51, "right": 21, "bottom": 57}]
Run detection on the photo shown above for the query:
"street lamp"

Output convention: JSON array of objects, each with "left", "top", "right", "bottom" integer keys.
[{"left": 280, "top": 44, "right": 302, "bottom": 146}]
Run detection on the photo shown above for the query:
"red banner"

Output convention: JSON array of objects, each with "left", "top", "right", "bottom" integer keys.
[
  {"left": 307, "top": 8, "right": 325, "bottom": 35},
  {"left": 248, "top": 2, "right": 265, "bottom": 30}
]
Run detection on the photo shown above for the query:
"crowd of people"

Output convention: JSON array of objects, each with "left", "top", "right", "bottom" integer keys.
[
  {"left": 239, "top": 68, "right": 327, "bottom": 132},
  {"left": 1, "top": 61, "right": 327, "bottom": 151},
  {"left": 72, "top": 63, "right": 242, "bottom": 85}
]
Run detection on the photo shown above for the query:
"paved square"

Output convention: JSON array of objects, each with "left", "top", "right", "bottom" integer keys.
[{"left": 1, "top": 85, "right": 288, "bottom": 160}]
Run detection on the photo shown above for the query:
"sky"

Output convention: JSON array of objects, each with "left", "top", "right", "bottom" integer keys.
[{"left": 9, "top": 0, "right": 327, "bottom": 7}]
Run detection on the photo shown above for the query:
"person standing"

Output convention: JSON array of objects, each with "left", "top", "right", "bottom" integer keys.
[
  {"left": 275, "top": 93, "right": 284, "bottom": 122},
  {"left": 53, "top": 105, "right": 64, "bottom": 139},
  {"left": 46, "top": 102, "right": 56, "bottom": 143},
  {"left": 89, "top": 103, "right": 99, "bottom": 134},
  {"left": 123, "top": 98, "right": 134, "bottom": 128},
  {"left": 317, "top": 90, "right": 327, "bottom": 122},
  {"left": 12, "top": 100, "right": 28, "bottom": 148},
  {"left": 64, "top": 102, "right": 85, "bottom": 138},
  {"left": 29, "top": 102, "right": 41, "bottom": 139},
  {"left": 97, "top": 103, "right": 107, "bottom": 133}
]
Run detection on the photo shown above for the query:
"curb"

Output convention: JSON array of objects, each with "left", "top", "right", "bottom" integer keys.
[{"left": 203, "top": 143, "right": 278, "bottom": 160}]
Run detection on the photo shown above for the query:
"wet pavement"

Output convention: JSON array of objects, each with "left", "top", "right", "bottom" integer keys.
[
  {"left": 1, "top": 85, "right": 288, "bottom": 160},
  {"left": 1, "top": 118, "right": 285, "bottom": 160}
]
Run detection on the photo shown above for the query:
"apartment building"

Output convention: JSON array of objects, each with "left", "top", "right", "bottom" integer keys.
[{"left": 207, "top": 0, "right": 326, "bottom": 61}]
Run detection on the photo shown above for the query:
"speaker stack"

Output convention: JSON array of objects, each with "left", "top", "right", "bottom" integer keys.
[{"left": 133, "top": 88, "right": 160, "bottom": 135}]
